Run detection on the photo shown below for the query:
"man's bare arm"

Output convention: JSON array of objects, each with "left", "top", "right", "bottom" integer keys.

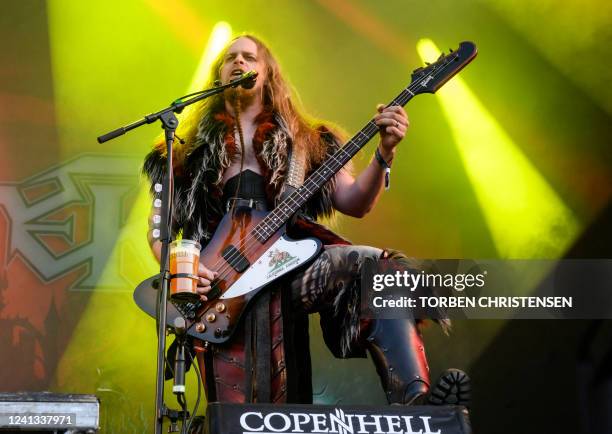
[{"left": 332, "top": 105, "right": 408, "bottom": 217}]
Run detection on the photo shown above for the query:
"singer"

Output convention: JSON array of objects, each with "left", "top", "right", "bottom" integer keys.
[{"left": 143, "top": 35, "right": 447, "bottom": 405}]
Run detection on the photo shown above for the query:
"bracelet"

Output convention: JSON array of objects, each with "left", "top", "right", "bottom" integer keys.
[{"left": 374, "top": 147, "right": 391, "bottom": 190}]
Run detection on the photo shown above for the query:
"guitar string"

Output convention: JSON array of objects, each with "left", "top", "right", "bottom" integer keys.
[{"left": 192, "top": 54, "right": 459, "bottom": 307}]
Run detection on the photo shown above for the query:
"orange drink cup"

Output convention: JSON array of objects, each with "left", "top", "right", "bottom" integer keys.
[{"left": 169, "top": 239, "right": 201, "bottom": 302}]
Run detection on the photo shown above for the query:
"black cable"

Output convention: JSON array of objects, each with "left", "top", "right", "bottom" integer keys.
[
  {"left": 178, "top": 392, "right": 187, "bottom": 434},
  {"left": 228, "top": 91, "right": 246, "bottom": 216},
  {"left": 173, "top": 392, "right": 185, "bottom": 434},
  {"left": 185, "top": 348, "right": 202, "bottom": 434}
]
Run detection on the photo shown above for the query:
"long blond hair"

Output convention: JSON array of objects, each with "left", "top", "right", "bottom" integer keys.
[{"left": 153, "top": 34, "right": 342, "bottom": 170}]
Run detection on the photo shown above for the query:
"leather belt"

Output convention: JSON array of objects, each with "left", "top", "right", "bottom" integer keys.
[{"left": 226, "top": 197, "right": 268, "bottom": 212}]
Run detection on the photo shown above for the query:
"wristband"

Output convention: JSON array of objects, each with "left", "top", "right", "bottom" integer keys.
[{"left": 374, "top": 147, "right": 391, "bottom": 190}]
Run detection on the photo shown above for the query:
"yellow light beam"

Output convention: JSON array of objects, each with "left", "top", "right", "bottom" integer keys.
[
  {"left": 175, "top": 21, "right": 232, "bottom": 132},
  {"left": 144, "top": 0, "right": 212, "bottom": 56},
  {"left": 416, "top": 38, "right": 579, "bottom": 258},
  {"left": 187, "top": 22, "right": 232, "bottom": 93},
  {"left": 54, "top": 23, "right": 233, "bottom": 420}
]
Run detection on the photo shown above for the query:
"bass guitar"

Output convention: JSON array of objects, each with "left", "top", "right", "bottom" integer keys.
[{"left": 134, "top": 41, "right": 477, "bottom": 343}]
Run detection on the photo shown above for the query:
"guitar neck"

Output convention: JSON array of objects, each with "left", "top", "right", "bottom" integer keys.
[
  {"left": 252, "top": 86, "right": 418, "bottom": 243},
  {"left": 251, "top": 38, "right": 478, "bottom": 243}
]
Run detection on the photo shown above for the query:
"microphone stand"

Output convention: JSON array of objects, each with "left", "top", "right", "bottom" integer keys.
[{"left": 97, "top": 72, "right": 257, "bottom": 434}]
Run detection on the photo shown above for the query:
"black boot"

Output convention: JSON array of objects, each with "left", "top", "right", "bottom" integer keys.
[
  {"left": 428, "top": 368, "right": 471, "bottom": 408},
  {"left": 363, "top": 318, "right": 430, "bottom": 405}
]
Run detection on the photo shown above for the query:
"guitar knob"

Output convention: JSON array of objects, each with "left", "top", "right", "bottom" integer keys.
[
  {"left": 206, "top": 313, "right": 216, "bottom": 323},
  {"left": 215, "top": 302, "right": 226, "bottom": 313},
  {"left": 214, "top": 328, "right": 222, "bottom": 338},
  {"left": 195, "top": 322, "right": 206, "bottom": 333}
]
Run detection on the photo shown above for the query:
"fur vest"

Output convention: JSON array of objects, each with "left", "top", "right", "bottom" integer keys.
[
  {"left": 142, "top": 110, "right": 342, "bottom": 245},
  {"left": 143, "top": 110, "right": 350, "bottom": 403}
]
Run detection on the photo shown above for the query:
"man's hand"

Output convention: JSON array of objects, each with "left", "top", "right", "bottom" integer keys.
[
  {"left": 196, "top": 263, "right": 218, "bottom": 301},
  {"left": 374, "top": 104, "right": 409, "bottom": 160}
]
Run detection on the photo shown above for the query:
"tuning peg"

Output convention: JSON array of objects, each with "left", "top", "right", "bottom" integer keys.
[
  {"left": 449, "top": 48, "right": 453, "bottom": 52},
  {"left": 425, "top": 62, "right": 431, "bottom": 66},
  {"left": 438, "top": 53, "right": 445, "bottom": 60}
]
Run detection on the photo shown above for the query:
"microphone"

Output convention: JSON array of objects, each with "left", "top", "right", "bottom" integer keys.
[
  {"left": 172, "top": 317, "right": 187, "bottom": 395},
  {"left": 238, "top": 70, "right": 258, "bottom": 89},
  {"left": 213, "top": 71, "right": 258, "bottom": 89},
  {"left": 225, "top": 70, "right": 258, "bottom": 89}
]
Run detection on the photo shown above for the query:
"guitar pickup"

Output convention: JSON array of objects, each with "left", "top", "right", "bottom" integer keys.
[
  {"left": 207, "top": 284, "right": 222, "bottom": 300},
  {"left": 221, "top": 244, "right": 250, "bottom": 273}
]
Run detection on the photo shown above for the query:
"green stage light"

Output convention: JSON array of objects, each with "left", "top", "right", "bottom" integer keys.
[{"left": 417, "top": 38, "right": 579, "bottom": 259}]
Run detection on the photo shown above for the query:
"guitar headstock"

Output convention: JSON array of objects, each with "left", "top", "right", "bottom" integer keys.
[{"left": 410, "top": 41, "right": 477, "bottom": 95}]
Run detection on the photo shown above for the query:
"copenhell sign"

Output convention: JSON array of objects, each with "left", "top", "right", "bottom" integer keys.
[{"left": 205, "top": 403, "right": 471, "bottom": 434}]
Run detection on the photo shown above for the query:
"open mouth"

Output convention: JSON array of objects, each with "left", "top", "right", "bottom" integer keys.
[{"left": 230, "top": 69, "right": 244, "bottom": 77}]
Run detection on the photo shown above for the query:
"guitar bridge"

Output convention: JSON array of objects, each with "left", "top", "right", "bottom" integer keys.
[{"left": 221, "top": 244, "right": 250, "bottom": 273}]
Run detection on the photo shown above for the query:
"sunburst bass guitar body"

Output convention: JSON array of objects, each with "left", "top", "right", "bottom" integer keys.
[{"left": 134, "top": 207, "right": 321, "bottom": 343}]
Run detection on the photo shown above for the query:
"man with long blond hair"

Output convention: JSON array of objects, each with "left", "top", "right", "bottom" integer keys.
[{"left": 144, "top": 34, "right": 440, "bottom": 406}]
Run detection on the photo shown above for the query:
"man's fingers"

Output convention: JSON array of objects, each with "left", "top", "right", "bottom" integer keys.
[
  {"left": 385, "top": 126, "right": 405, "bottom": 138},
  {"left": 196, "top": 284, "right": 212, "bottom": 294},
  {"left": 375, "top": 116, "right": 407, "bottom": 128},
  {"left": 375, "top": 106, "right": 408, "bottom": 125},
  {"left": 384, "top": 105, "right": 407, "bottom": 115},
  {"left": 376, "top": 104, "right": 406, "bottom": 114},
  {"left": 198, "top": 277, "right": 211, "bottom": 287},
  {"left": 198, "top": 263, "right": 218, "bottom": 280}
]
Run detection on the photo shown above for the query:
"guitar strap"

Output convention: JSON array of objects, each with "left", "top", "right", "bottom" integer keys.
[{"left": 280, "top": 142, "right": 307, "bottom": 202}]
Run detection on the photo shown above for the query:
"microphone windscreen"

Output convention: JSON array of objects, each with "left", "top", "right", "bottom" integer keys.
[{"left": 240, "top": 71, "right": 258, "bottom": 90}]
